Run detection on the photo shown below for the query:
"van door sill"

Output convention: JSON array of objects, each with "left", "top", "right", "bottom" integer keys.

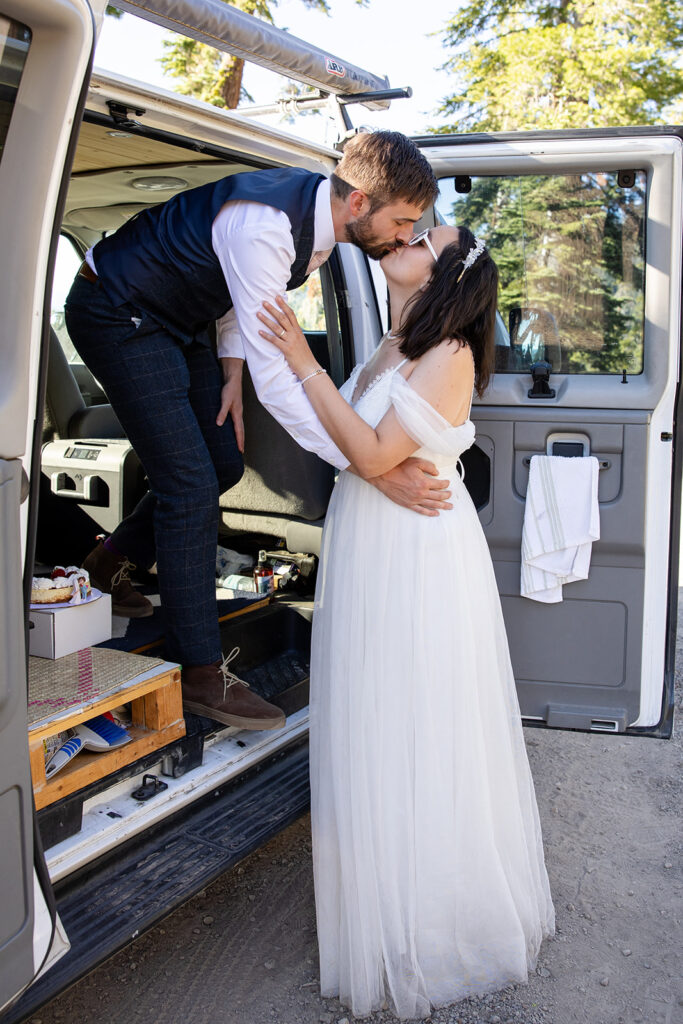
[{"left": 46, "top": 707, "right": 309, "bottom": 883}]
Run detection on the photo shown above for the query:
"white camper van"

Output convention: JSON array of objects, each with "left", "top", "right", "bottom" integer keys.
[{"left": 1, "top": 0, "right": 680, "bottom": 1018}]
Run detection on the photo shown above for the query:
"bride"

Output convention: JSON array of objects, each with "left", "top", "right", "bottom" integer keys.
[{"left": 257, "top": 224, "right": 555, "bottom": 1019}]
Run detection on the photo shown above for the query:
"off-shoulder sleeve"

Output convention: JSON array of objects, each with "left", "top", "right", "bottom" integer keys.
[{"left": 389, "top": 372, "right": 475, "bottom": 456}]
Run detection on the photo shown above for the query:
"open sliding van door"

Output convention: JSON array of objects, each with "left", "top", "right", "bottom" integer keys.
[
  {"left": 0, "top": 0, "right": 95, "bottom": 1010},
  {"left": 415, "top": 129, "right": 682, "bottom": 737}
]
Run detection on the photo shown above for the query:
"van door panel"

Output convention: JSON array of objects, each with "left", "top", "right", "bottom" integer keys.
[
  {"left": 470, "top": 407, "right": 648, "bottom": 727},
  {"left": 416, "top": 135, "right": 682, "bottom": 733},
  {"left": 0, "top": 460, "right": 36, "bottom": 1010},
  {"left": 0, "top": 0, "right": 93, "bottom": 1008}
]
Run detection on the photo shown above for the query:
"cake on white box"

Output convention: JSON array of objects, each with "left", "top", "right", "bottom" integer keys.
[{"left": 29, "top": 591, "right": 112, "bottom": 659}]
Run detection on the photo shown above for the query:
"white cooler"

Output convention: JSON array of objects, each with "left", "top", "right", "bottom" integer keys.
[{"left": 41, "top": 438, "right": 144, "bottom": 536}]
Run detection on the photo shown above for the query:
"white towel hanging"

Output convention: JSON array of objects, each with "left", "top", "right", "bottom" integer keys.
[{"left": 521, "top": 455, "right": 600, "bottom": 603}]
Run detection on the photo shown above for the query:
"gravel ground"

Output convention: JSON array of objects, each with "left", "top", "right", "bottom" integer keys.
[{"left": 27, "top": 614, "right": 683, "bottom": 1024}]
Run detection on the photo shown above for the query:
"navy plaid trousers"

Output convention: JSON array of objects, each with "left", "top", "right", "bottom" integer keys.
[{"left": 65, "top": 274, "right": 244, "bottom": 666}]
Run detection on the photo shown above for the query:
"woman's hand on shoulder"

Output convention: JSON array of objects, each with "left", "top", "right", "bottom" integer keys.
[
  {"left": 406, "top": 338, "right": 474, "bottom": 425},
  {"left": 257, "top": 295, "right": 320, "bottom": 380}
]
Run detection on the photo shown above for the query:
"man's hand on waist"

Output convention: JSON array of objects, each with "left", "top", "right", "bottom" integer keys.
[{"left": 370, "top": 457, "right": 453, "bottom": 516}]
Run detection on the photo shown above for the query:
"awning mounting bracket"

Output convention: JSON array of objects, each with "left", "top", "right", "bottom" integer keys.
[{"left": 106, "top": 101, "right": 146, "bottom": 130}]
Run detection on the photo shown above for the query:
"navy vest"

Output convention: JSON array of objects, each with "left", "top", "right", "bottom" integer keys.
[{"left": 93, "top": 167, "right": 325, "bottom": 344}]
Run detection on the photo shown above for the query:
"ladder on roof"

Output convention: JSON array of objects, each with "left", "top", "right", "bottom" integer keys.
[{"left": 111, "top": 0, "right": 411, "bottom": 134}]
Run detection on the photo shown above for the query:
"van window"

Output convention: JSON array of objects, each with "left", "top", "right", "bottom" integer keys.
[
  {"left": 51, "top": 234, "right": 109, "bottom": 407},
  {"left": 287, "top": 267, "right": 344, "bottom": 385},
  {"left": 51, "top": 234, "right": 83, "bottom": 364},
  {"left": 288, "top": 269, "right": 327, "bottom": 331},
  {"left": 437, "top": 171, "right": 646, "bottom": 375},
  {"left": 0, "top": 16, "right": 31, "bottom": 167}
]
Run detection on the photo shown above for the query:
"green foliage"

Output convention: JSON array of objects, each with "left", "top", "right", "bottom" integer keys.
[
  {"left": 106, "top": 0, "right": 370, "bottom": 110},
  {"left": 434, "top": 1, "right": 671, "bottom": 378},
  {"left": 288, "top": 272, "right": 326, "bottom": 331},
  {"left": 158, "top": 0, "right": 347, "bottom": 110},
  {"left": 159, "top": 36, "right": 239, "bottom": 108},
  {"left": 159, "top": 1, "right": 274, "bottom": 108},
  {"left": 437, "top": 0, "right": 683, "bottom": 132},
  {"left": 440, "top": 171, "right": 645, "bottom": 374}
]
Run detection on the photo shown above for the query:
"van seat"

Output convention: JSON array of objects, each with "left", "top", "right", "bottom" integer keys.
[
  {"left": 220, "top": 365, "right": 335, "bottom": 555},
  {"left": 47, "top": 328, "right": 124, "bottom": 439}
]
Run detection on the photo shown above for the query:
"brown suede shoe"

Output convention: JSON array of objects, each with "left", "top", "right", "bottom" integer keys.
[
  {"left": 82, "top": 540, "right": 154, "bottom": 618},
  {"left": 182, "top": 650, "right": 286, "bottom": 730}
]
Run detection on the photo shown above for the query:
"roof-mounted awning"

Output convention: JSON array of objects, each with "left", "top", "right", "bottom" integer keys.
[{"left": 112, "top": 0, "right": 399, "bottom": 111}]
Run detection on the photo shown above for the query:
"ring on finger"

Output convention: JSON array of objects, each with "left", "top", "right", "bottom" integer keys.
[{"left": 279, "top": 326, "right": 286, "bottom": 337}]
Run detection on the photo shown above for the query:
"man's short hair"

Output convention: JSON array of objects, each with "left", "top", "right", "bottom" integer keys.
[{"left": 330, "top": 130, "right": 438, "bottom": 213}]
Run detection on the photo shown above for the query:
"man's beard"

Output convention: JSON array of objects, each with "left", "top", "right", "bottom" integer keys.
[{"left": 344, "top": 212, "right": 398, "bottom": 261}]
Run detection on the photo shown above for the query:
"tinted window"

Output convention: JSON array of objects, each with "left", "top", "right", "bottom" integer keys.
[
  {"left": 0, "top": 16, "right": 30, "bottom": 167},
  {"left": 437, "top": 171, "right": 646, "bottom": 375}
]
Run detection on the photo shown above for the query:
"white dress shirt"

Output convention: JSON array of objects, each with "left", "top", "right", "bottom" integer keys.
[
  {"left": 211, "top": 177, "right": 347, "bottom": 470},
  {"left": 88, "top": 178, "right": 347, "bottom": 471}
]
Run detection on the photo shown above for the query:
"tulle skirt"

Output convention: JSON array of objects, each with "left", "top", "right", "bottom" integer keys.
[{"left": 309, "top": 468, "right": 555, "bottom": 1019}]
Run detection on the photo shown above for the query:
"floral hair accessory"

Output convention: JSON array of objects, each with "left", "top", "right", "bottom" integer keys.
[{"left": 456, "top": 236, "right": 486, "bottom": 283}]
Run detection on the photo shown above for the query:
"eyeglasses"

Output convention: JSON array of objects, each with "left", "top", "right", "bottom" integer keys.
[{"left": 407, "top": 228, "right": 438, "bottom": 263}]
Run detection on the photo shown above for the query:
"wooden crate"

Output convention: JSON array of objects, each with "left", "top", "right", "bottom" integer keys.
[{"left": 30, "top": 662, "right": 185, "bottom": 810}]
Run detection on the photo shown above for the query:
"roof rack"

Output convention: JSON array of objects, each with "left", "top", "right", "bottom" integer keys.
[
  {"left": 113, "top": 0, "right": 411, "bottom": 135},
  {"left": 241, "top": 86, "right": 413, "bottom": 138}
]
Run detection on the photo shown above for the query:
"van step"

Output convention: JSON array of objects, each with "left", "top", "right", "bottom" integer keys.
[{"left": 7, "top": 738, "right": 310, "bottom": 1024}]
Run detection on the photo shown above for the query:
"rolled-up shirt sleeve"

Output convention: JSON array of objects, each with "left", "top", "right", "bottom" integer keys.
[
  {"left": 212, "top": 204, "right": 349, "bottom": 471},
  {"left": 216, "top": 306, "right": 244, "bottom": 361}
]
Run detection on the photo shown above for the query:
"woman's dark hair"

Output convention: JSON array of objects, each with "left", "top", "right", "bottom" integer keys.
[{"left": 397, "top": 225, "right": 498, "bottom": 397}]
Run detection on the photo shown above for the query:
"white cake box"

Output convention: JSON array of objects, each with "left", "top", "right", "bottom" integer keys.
[{"left": 29, "top": 591, "right": 112, "bottom": 659}]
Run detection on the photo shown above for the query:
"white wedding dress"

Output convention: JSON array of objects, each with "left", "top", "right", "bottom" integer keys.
[{"left": 309, "top": 360, "right": 555, "bottom": 1020}]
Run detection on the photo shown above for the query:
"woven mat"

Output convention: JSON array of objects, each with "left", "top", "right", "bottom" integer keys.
[{"left": 28, "top": 648, "right": 165, "bottom": 727}]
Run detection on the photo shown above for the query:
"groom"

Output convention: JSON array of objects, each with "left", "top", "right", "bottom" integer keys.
[{"left": 65, "top": 130, "right": 447, "bottom": 729}]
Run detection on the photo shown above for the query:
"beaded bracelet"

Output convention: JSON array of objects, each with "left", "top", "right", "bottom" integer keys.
[{"left": 300, "top": 368, "right": 327, "bottom": 385}]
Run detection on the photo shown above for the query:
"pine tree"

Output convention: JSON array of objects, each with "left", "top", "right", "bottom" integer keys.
[
  {"left": 159, "top": 0, "right": 340, "bottom": 110},
  {"left": 437, "top": 0, "right": 683, "bottom": 133},
  {"left": 432, "top": 0, "right": 679, "bottom": 376}
]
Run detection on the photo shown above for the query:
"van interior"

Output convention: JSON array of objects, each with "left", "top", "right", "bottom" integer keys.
[{"left": 35, "top": 114, "right": 343, "bottom": 857}]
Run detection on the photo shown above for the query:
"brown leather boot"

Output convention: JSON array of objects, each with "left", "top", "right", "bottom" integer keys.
[
  {"left": 82, "top": 540, "right": 154, "bottom": 618},
  {"left": 182, "top": 650, "right": 286, "bottom": 730}
]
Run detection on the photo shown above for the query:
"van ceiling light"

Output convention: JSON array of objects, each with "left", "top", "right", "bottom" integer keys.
[
  {"left": 131, "top": 176, "right": 188, "bottom": 191},
  {"left": 107, "top": 130, "right": 132, "bottom": 138}
]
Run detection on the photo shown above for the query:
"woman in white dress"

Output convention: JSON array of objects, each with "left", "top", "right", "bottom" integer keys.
[{"left": 257, "top": 225, "right": 555, "bottom": 1020}]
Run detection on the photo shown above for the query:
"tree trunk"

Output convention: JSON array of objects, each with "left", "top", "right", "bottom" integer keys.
[{"left": 220, "top": 55, "right": 245, "bottom": 109}]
